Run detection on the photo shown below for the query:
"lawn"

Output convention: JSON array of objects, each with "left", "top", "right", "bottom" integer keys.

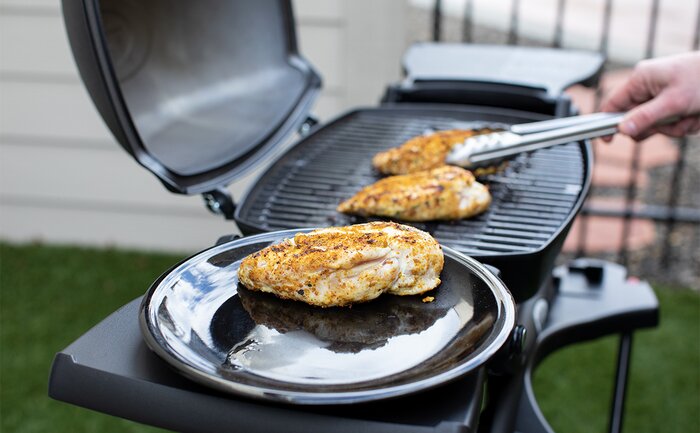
[{"left": 1, "top": 242, "right": 698, "bottom": 432}]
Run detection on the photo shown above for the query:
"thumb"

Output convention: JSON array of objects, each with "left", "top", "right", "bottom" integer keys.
[{"left": 620, "top": 91, "right": 683, "bottom": 137}]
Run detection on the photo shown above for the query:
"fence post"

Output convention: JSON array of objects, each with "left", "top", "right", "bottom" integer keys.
[
  {"left": 432, "top": 0, "right": 442, "bottom": 42},
  {"left": 552, "top": 0, "right": 567, "bottom": 48},
  {"left": 462, "top": 0, "right": 474, "bottom": 42},
  {"left": 508, "top": 0, "right": 521, "bottom": 45},
  {"left": 576, "top": 0, "right": 615, "bottom": 257},
  {"left": 618, "top": 0, "right": 661, "bottom": 266}
]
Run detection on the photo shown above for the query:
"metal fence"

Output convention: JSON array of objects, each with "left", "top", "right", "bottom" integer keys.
[{"left": 429, "top": 0, "right": 700, "bottom": 283}]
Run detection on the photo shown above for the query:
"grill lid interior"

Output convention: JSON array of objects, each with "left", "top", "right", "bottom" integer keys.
[{"left": 62, "top": 0, "right": 320, "bottom": 194}]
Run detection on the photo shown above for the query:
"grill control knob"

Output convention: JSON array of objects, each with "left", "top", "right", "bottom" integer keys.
[{"left": 510, "top": 325, "right": 527, "bottom": 355}]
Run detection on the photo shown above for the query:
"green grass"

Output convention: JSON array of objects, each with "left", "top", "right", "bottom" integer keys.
[
  {"left": 533, "top": 286, "right": 700, "bottom": 433},
  {"left": 1, "top": 242, "right": 698, "bottom": 432},
  {"left": 0, "top": 242, "right": 182, "bottom": 433}
]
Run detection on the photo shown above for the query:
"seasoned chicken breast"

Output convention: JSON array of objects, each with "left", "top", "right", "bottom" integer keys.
[
  {"left": 237, "top": 222, "right": 444, "bottom": 307},
  {"left": 337, "top": 166, "right": 491, "bottom": 221},
  {"left": 373, "top": 129, "right": 489, "bottom": 175}
]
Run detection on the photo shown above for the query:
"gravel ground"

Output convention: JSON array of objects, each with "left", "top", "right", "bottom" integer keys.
[{"left": 407, "top": 6, "right": 700, "bottom": 289}]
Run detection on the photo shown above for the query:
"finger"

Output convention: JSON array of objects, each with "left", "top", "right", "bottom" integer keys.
[
  {"left": 634, "top": 128, "right": 659, "bottom": 142},
  {"left": 600, "top": 134, "right": 614, "bottom": 143},
  {"left": 600, "top": 83, "right": 636, "bottom": 113},
  {"left": 688, "top": 117, "right": 700, "bottom": 135},
  {"left": 600, "top": 70, "right": 653, "bottom": 113},
  {"left": 654, "top": 116, "right": 700, "bottom": 137},
  {"left": 619, "top": 90, "right": 687, "bottom": 138}
]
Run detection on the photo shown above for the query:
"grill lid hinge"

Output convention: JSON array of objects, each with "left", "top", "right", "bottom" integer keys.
[
  {"left": 298, "top": 115, "right": 319, "bottom": 136},
  {"left": 202, "top": 187, "right": 236, "bottom": 220}
]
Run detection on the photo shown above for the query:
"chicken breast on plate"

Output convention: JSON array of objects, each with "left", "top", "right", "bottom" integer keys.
[
  {"left": 372, "top": 129, "right": 488, "bottom": 175},
  {"left": 337, "top": 166, "right": 491, "bottom": 221},
  {"left": 237, "top": 222, "right": 444, "bottom": 307}
]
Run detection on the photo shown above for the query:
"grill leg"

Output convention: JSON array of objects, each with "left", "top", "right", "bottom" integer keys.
[{"left": 608, "top": 332, "right": 633, "bottom": 433}]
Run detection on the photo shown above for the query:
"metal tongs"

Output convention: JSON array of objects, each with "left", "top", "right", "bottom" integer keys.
[{"left": 446, "top": 112, "right": 626, "bottom": 169}]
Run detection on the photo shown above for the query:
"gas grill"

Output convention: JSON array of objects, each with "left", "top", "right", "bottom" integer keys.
[{"left": 50, "top": 1, "right": 659, "bottom": 432}]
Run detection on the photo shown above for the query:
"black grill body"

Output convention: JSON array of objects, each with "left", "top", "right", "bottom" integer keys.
[
  {"left": 235, "top": 104, "right": 592, "bottom": 301},
  {"left": 48, "top": 260, "right": 658, "bottom": 433}
]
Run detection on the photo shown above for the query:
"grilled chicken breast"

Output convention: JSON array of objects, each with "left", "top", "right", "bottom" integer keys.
[
  {"left": 237, "top": 222, "right": 444, "bottom": 307},
  {"left": 373, "top": 129, "right": 489, "bottom": 175},
  {"left": 337, "top": 166, "right": 491, "bottom": 221}
]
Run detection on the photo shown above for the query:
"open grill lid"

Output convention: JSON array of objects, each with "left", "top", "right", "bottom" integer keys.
[{"left": 62, "top": 0, "right": 320, "bottom": 194}]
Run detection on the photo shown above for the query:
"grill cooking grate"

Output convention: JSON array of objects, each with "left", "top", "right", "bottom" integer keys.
[{"left": 236, "top": 106, "right": 587, "bottom": 256}]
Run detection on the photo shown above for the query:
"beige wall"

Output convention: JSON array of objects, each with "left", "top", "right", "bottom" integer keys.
[{"left": 0, "top": 0, "right": 408, "bottom": 253}]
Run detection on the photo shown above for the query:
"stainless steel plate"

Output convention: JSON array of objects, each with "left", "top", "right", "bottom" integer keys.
[{"left": 140, "top": 229, "right": 515, "bottom": 404}]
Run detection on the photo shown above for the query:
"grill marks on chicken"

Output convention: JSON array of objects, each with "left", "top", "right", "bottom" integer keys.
[
  {"left": 237, "top": 222, "right": 444, "bottom": 307},
  {"left": 337, "top": 166, "right": 491, "bottom": 221},
  {"left": 373, "top": 129, "right": 489, "bottom": 175}
]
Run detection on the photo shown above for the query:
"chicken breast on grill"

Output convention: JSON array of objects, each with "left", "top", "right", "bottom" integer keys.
[
  {"left": 373, "top": 129, "right": 489, "bottom": 175},
  {"left": 337, "top": 166, "right": 491, "bottom": 221},
  {"left": 237, "top": 222, "right": 444, "bottom": 307}
]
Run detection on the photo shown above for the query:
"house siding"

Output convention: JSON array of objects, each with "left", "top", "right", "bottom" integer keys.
[{"left": 0, "top": 0, "right": 408, "bottom": 252}]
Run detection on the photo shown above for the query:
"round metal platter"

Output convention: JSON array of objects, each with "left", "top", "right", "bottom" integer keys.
[{"left": 140, "top": 229, "right": 516, "bottom": 405}]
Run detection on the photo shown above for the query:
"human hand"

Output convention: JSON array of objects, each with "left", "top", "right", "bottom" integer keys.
[{"left": 600, "top": 51, "right": 700, "bottom": 140}]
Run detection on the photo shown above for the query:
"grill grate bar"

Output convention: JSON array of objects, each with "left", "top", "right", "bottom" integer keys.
[
  {"left": 500, "top": 196, "right": 578, "bottom": 208},
  {"left": 488, "top": 215, "right": 562, "bottom": 227},
  {"left": 498, "top": 202, "right": 571, "bottom": 214},
  {"left": 441, "top": 240, "right": 534, "bottom": 253},
  {"left": 484, "top": 220, "right": 560, "bottom": 232},
  {"left": 439, "top": 233, "right": 545, "bottom": 247},
  {"left": 489, "top": 208, "right": 572, "bottom": 220}
]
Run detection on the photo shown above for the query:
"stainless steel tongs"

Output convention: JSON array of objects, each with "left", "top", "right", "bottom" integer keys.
[{"left": 445, "top": 112, "right": 626, "bottom": 169}]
